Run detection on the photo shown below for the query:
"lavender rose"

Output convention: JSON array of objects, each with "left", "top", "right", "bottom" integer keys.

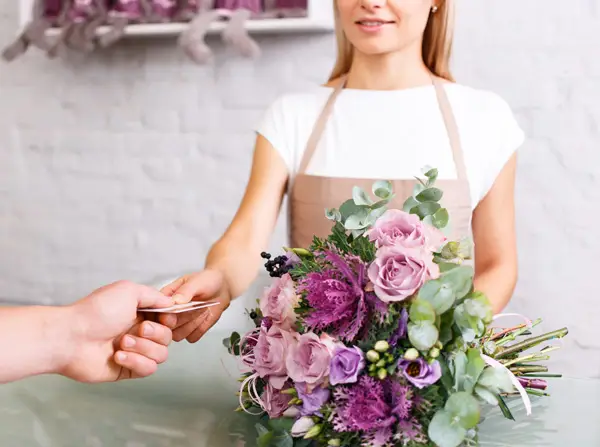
[
  {"left": 368, "top": 246, "right": 439, "bottom": 302},
  {"left": 367, "top": 209, "right": 446, "bottom": 251},
  {"left": 253, "top": 325, "right": 295, "bottom": 389},
  {"left": 286, "top": 332, "right": 332, "bottom": 386},
  {"left": 295, "top": 382, "right": 330, "bottom": 416},
  {"left": 259, "top": 273, "right": 299, "bottom": 330},
  {"left": 261, "top": 383, "right": 293, "bottom": 418},
  {"left": 397, "top": 358, "right": 442, "bottom": 389},
  {"left": 329, "top": 345, "right": 365, "bottom": 385}
]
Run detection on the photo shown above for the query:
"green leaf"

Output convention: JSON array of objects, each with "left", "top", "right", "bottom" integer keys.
[
  {"left": 446, "top": 392, "right": 481, "bottom": 429},
  {"left": 256, "top": 424, "right": 274, "bottom": 447},
  {"left": 416, "top": 187, "right": 443, "bottom": 202},
  {"left": 437, "top": 261, "right": 459, "bottom": 273},
  {"left": 339, "top": 199, "right": 364, "bottom": 220},
  {"left": 439, "top": 311, "right": 455, "bottom": 345},
  {"left": 272, "top": 433, "right": 294, "bottom": 447},
  {"left": 464, "top": 349, "right": 486, "bottom": 393},
  {"left": 474, "top": 385, "right": 498, "bottom": 406},
  {"left": 439, "top": 357, "right": 454, "bottom": 392},
  {"left": 344, "top": 213, "right": 367, "bottom": 230},
  {"left": 408, "top": 321, "right": 439, "bottom": 351},
  {"left": 268, "top": 418, "right": 295, "bottom": 433},
  {"left": 402, "top": 196, "right": 420, "bottom": 213},
  {"left": 432, "top": 208, "right": 450, "bottom": 229},
  {"left": 410, "top": 201, "right": 441, "bottom": 219},
  {"left": 454, "top": 304, "right": 478, "bottom": 342},
  {"left": 418, "top": 279, "right": 455, "bottom": 315},
  {"left": 352, "top": 186, "right": 373, "bottom": 206},
  {"left": 425, "top": 168, "right": 439, "bottom": 185},
  {"left": 442, "top": 265, "right": 474, "bottom": 299},
  {"left": 413, "top": 182, "right": 426, "bottom": 196},
  {"left": 325, "top": 208, "right": 341, "bottom": 221},
  {"left": 428, "top": 409, "right": 467, "bottom": 447},
  {"left": 496, "top": 394, "right": 516, "bottom": 421},
  {"left": 409, "top": 299, "right": 436, "bottom": 323},
  {"left": 451, "top": 351, "right": 467, "bottom": 392},
  {"left": 372, "top": 180, "right": 393, "bottom": 199},
  {"left": 477, "top": 367, "right": 514, "bottom": 394},
  {"left": 464, "top": 298, "right": 489, "bottom": 319}
]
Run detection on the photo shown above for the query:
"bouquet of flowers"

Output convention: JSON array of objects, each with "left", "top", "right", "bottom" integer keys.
[{"left": 224, "top": 169, "right": 568, "bottom": 447}]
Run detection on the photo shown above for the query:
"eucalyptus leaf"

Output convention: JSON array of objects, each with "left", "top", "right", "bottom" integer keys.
[
  {"left": 416, "top": 187, "right": 443, "bottom": 202},
  {"left": 403, "top": 196, "right": 420, "bottom": 213},
  {"left": 272, "top": 433, "right": 294, "bottom": 447},
  {"left": 451, "top": 351, "right": 467, "bottom": 392},
  {"left": 477, "top": 367, "right": 514, "bottom": 394},
  {"left": 419, "top": 280, "right": 455, "bottom": 314},
  {"left": 353, "top": 186, "right": 373, "bottom": 206},
  {"left": 474, "top": 385, "right": 499, "bottom": 406},
  {"left": 257, "top": 431, "right": 274, "bottom": 447},
  {"left": 339, "top": 199, "right": 364, "bottom": 220},
  {"left": 325, "top": 208, "right": 342, "bottom": 222},
  {"left": 442, "top": 265, "right": 474, "bottom": 299},
  {"left": 428, "top": 409, "right": 467, "bottom": 447},
  {"left": 425, "top": 168, "right": 439, "bottom": 185},
  {"left": 408, "top": 321, "right": 439, "bottom": 351},
  {"left": 446, "top": 392, "right": 481, "bottom": 429},
  {"left": 268, "top": 418, "right": 295, "bottom": 433},
  {"left": 439, "top": 357, "right": 454, "bottom": 392},
  {"left": 432, "top": 208, "right": 450, "bottom": 229},
  {"left": 370, "top": 205, "right": 388, "bottom": 219},
  {"left": 437, "top": 262, "right": 459, "bottom": 273},
  {"left": 345, "top": 214, "right": 367, "bottom": 230},
  {"left": 409, "top": 299, "right": 437, "bottom": 323},
  {"left": 410, "top": 201, "right": 441, "bottom": 219},
  {"left": 372, "top": 180, "right": 393, "bottom": 199},
  {"left": 464, "top": 298, "right": 489, "bottom": 319},
  {"left": 464, "top": 348, "right": 486, "bottom": 393},
  {"left": 371, "top": 199, "right": 390, "bottom": 210},
  {"left": 413, "top": 182, "right": 426, "bottom": 196},
  {"left": 439, "top": 311, "right": 455, "bottom": 345}
]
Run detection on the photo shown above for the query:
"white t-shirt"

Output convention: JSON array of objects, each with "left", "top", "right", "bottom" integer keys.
[{"left": 255, "top": 83, "right": 525, "bottom": 210}]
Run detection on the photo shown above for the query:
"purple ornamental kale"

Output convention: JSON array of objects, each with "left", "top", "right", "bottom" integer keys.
[
  {"left": 332, "top": 376, "right": 396, "bottom": 433},
  {"left": 299, "top": 250, "right": 389, "bottom": 342},
  {"left": 384, "top": 379, "right": 413, "bottom": 420},
  {"left": 299, "top": 251, "right": 369, "bottom": 341}
]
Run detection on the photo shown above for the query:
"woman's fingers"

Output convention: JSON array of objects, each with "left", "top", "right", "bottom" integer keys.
[
  {"left": 120, "top": 335, "right": 169, "bottom": 364},
  {"left": 172, "top": 309, "right": 213, "bottom": 342},
  {"left": 114, "top": 351, "right": 159, "bottom": 379}
]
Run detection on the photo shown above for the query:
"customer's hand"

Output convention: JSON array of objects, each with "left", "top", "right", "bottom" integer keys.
[
  {"left": 158, "top": 269, "right": 231, "bottom": 343},
  {"left": 60, "top": 280, "right": 175, "bottom": 383}
]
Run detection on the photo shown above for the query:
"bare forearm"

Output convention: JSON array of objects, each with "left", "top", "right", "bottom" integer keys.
[
  {"left": 474, "top": 263, "right": 517, "bottom": 315},
  {"left": 0, "top": 306, "right": 74, "bottom": 384}
]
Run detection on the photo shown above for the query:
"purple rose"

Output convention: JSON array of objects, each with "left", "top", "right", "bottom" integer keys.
[
  {"left": 329, "top": 345, "right": 365, "bottom": 385},
  {"left": 253, "top": 325, "right": 296, "bottom": 389},
  {"left": 367, "top": 209, "right": 446, "bottom": 251},
  {"left": 259, "top": 273, "right": 299, "bottom": 330},
  {"left": 368, "top": 246, "right": 439, "bottom": 303},
  {"left": 295, "top": 382, "right": 330, "bottom": 416},
  {"left": 397, "top": 358, "right": 442, "bottom": 389},
  {"left": 261, "top": 383, "right": 293, "bottom": 418},
  {"left": 286, "top": 332, "right": 332, "bottom": 386}
]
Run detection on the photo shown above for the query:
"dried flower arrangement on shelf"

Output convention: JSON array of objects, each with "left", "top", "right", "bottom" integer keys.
[{"left": 3, "top": 0, "right": 321, "bottom": 63}]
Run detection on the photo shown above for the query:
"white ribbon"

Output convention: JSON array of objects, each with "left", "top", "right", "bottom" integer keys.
[
  {"left": 481, "top": 354, "right": 532, "bottom": 416},
  {"left": 491, "top": 312, "right": 533, "bottom": 328}
]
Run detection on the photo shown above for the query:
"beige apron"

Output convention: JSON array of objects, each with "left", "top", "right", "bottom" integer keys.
[{"left": 289, "top": 74, "right": 472, "bottom": 249}]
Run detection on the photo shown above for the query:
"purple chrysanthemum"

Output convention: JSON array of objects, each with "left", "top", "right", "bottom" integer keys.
[{"left": 332, "top": 376, "right": 396, "bottom": 433}]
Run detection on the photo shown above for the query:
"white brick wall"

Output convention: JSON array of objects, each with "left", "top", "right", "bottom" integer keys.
[{"left": 1, "top": 0, "right": 599, "bottom": 377}]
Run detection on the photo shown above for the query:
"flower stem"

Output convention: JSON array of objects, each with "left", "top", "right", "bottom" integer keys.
[
  {"left": 502, "top": 354, "right": 551, "bottom": 368},
  {"left": 525, "top": 388, "right": 550, "bottom": 397},
  {"left": 490, "top": 324, "right": 527, "bottom": 341},
  {"left": 495, "top": 328, "right": 568, "bottom": 358},
  {"left": 520, "top": 373, "right": 562, "bottom": 378},
  {"left": 509, "top": 365, "right": 548, "bottom": 374}
]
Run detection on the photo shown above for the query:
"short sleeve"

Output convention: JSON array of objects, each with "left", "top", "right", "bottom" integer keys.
[
  {"left": 479, "top": 93, "right": 526, "bottom": 201},
  {"left": 255, "top": 95, "right": 294, "bottom": 174}
]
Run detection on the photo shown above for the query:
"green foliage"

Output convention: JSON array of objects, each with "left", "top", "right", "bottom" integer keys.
[{"left": 428, "top": 392, "right": 481, "bottom": 447}]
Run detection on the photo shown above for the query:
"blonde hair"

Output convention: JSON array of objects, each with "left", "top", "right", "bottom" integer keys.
[{"left": 328, "top": 1, "right": 455, "bottom": 82}]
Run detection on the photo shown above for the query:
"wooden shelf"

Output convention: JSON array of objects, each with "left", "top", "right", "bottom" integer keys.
[{"left": 18, "top": 1, "right": 334, "bottom": 37}]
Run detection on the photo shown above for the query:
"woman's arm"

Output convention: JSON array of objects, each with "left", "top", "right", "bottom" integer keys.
[
  {"left": 472, "top": 153, "right": 518, "bottom": 314},
  {"left": 205, "top": 134, "right": 289, "bottom": 300}
]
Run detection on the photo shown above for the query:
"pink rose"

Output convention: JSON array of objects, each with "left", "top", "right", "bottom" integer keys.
[
  {"left": 367, "top": 209, "right": 446, "bottom": 251},
  {"left": 286, "top": 332, "right": 332, "bottom": 386},
  {"left": 253, "top": 325, "right": 295, "bottom": 389},
  {"left": 259, "top": 273, "right": 299, "bottom": 330},
  {"left": 261, "top": 383, "right": 293, "bottom": 418},
  {"left": 367, "top": 246, "right": 440, "bottom": 303}
]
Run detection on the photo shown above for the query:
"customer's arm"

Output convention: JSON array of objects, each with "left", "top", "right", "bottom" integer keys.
[{"left": 0, "top": 280, "right": 174, "bottom": 384}]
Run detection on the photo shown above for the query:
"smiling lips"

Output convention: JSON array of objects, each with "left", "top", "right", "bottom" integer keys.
[{"left": 355, "top": 18, "right": 396, "bottom": 32}]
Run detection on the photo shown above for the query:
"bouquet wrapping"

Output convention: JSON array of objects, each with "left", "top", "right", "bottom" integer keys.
[{"left": 224, "top": 169, "right": 568, "bottom": 447}]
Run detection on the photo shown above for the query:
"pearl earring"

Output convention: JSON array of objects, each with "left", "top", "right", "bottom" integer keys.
[{"left": 431, "top": 5, "right": 438, "bottom": 13}]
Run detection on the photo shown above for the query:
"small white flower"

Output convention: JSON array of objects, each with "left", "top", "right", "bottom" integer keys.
[{"left": 291, "top": 417, "right": 315, "bottom": 437}]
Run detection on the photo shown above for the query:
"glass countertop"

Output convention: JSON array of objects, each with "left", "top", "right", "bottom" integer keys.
[{"left": 1, "top": 330, "right": 598, "bottom": 447}]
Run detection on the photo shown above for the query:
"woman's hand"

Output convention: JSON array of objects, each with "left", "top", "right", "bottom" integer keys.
[{"left": 158, "top": 269, "right": 231, "bottom": 343}]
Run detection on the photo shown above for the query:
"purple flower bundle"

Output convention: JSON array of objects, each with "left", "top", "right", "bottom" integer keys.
[{"left": 224, "top": 172, "right": 569, "bottom": 447}]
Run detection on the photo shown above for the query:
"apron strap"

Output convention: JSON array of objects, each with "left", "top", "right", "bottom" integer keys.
[
  {"left": 297, "top": 74, "right": 347, "bottom": 175},
  {"left": 431, "top": 75, "right": 469, "bottom": 183}
]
